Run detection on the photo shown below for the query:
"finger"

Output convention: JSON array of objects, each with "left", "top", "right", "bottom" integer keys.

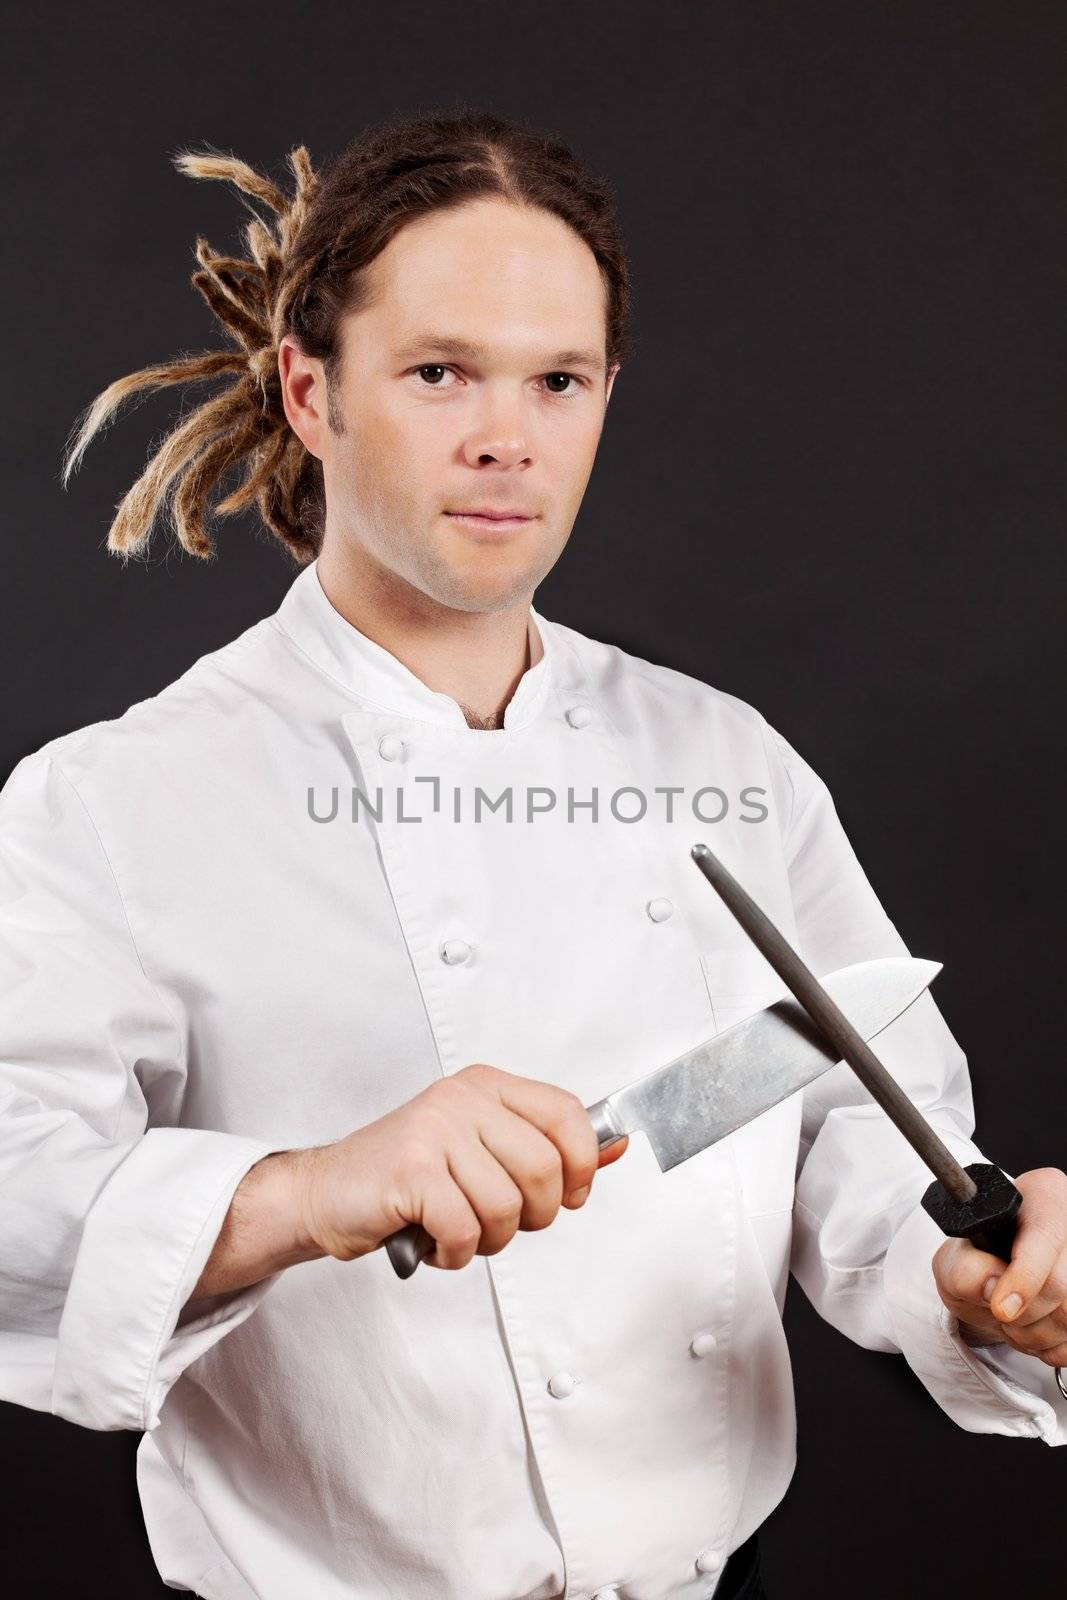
[
  {"left": 936, "top": 1237, "right": 1012, "bottom": 1310},
  {"left": 596, "top": 1135, "right": 629, "bottom": 1172},
  {"left": 932, "top": 1241, "right": 1006, "bottom": 1342},
  {"left": 1000, "top": 1326, "right": 1066, "bottom": 1365},
  {"left": 985, "top": 1177, "right": 1067, "bottom": 1324},
  {"left": 558, "top": 1134, "right": 631, "bottom": 1209},
  {"left": 476, "top": 1109, "right": 567, "bottom": 1230},
  {"left": 941, "top": 1241, "right": 1067, "bottom": 1332},
  {"left": 946, "top": 1269, "right": 1067, "bottom": 1360},
  {"left": 1020, "top": 1311, "right": 1067, "bottom": 1356},
  {"left": 417, "top": 1166, "right": 486, "bottom": 1272},
  {"left": 997, "top": 1274, "right": 1067, "bottom": 1329},
  {"left": 473, "top": 1069, "right": 603, "bottom": 1199},
  {"left": 443, "top": 1137, "right": 527, "bottom": 1255}
]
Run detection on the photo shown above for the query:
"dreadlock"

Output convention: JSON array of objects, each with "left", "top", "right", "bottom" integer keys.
[{"left": 61, "top": 109, "right": 634, "bottom": 565}]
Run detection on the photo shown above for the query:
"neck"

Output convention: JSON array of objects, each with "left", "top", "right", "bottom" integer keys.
[{"left": 315, "top": 542, "right": 541, "bottom": 729}]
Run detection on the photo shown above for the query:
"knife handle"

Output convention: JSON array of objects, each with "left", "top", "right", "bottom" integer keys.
[
  {"left": 384, "top": 1100, "right": 626, "bottom": 1279},
  {"left": 920, "top": 1160, "right": 1022, "bottom": 1262},
  {"left": 384, "top": 1222, "right": 436, "bottom": 1280}
]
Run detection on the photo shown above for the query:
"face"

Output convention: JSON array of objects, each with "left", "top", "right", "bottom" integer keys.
[{"left": 281, "top": 196, "right": 618, "bottom": 616}]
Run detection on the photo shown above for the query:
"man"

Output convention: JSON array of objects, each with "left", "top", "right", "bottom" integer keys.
[{"left": 1, "top": 109, "right": 1065, "bottom": 1600}]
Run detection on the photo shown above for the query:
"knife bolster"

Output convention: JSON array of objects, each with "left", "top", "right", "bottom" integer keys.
[{"left": 586, "top": 1097, "right": 626, "bottom": 1151}]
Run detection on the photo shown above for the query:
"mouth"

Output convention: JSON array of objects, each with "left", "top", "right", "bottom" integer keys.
[{"left": 444, "top": 510, "right": 537, "bottom": 532}]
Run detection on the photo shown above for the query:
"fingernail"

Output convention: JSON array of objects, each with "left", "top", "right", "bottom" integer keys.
[
  {"left": 999, "top": 1292, "right": 1023, "bottom": 1319},
  {"left": 981, "top": 1276, "right": 999, "bottom": 1303},
  {"left": 566, "top": 1186, "right": 590, "bottom": 1206}
]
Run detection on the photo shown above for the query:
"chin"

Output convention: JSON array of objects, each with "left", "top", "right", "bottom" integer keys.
[{"left": 430, "top": 571, "right": 538, "bottom": 615}]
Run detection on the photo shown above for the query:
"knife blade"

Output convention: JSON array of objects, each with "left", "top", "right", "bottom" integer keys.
[
  {"left": 585, "top": 954, "right": 939, "bottom": 1170},
  {"left": 384, "top": 953, "right": 938, "bottom": 1278}
]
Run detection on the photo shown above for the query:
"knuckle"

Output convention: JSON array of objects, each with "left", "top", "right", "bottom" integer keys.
[
  {"left": 450, "top": 1224, "right": 482, "bottom": 1255},
  {"left": 397, "top": 1135, "right": 443, "bottom": 1179},
  {"left": 560, "top": 1087, "right": 588, "bottom": 1119},
  {"left": 522, "top": 1204, "right": 559, "bottom": 1233},
  {"left": 1027, "top": 1217, "right": 1062, "bottom": 1250},
  {"left": 555, "top": 1099, "right": 599, "bottom": 1167},
  {"left": 946, "top": 1264, "right": 973, "bottom": 1302},
  {"left": 526, "top": 1152, "right": 562, "bottom": 1190},
  {"left": 486, "top": 1194, "right": 523, "bottom": 1227},
  {"left": 418, "top": 1082, "right": 457, "bottom": 1122},
  {"left": 458, "top": 1062, "right": 495, "bottom": 1086},
  {"left": 932, "top": 1241, "right": 955, "bottom": 1281}
]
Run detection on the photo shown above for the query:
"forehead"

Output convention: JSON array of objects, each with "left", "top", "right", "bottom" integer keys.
[{"left": 353, "top": 197, "right": 608, "bottom": 353}]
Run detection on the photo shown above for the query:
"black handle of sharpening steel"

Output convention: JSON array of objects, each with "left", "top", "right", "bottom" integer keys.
[{"left": 921, "top": 1161, "right": 1022, "bottom": 1261}]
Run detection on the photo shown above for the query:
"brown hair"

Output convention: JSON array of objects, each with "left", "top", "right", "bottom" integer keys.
[{"left": 62, "top": 107, "right": 634, "bottom": 566}]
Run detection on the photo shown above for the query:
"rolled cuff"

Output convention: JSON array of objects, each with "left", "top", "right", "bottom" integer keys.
[{"left": 52, "top": 1126, "right": 288, "bottom": 1431}]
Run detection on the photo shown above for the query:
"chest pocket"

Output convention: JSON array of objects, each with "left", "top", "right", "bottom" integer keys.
[{"left": 700, "top": 944, "right": 803, "bottom": 1216}]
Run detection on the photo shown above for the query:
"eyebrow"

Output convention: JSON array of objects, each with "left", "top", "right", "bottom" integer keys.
[{"left": 392, "top": 332, "right": 607, "bottom": 375}]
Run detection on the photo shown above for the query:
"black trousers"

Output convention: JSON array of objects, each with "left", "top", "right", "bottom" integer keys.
[{"left": 713, "top": 1527, "right": 767, "bottom": 1599}]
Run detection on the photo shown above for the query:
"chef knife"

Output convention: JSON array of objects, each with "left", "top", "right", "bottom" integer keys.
[
  {"left": 690, "top": 840, "right": 1066, "bottom": 1399},
  {"left": 384, "top": 951, "right": 939, "bottom": 1279}
]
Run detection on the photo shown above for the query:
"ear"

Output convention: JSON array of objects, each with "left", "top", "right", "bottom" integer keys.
[
  {"left": 278, "top": 335, "right": 329, "bottom": 460},
  {"left": 605, "top": 362, "right": 621, "bottom": 406}
]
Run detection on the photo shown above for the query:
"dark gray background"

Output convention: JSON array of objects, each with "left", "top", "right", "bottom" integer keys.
[{"left": 2, "top": 1, "right": 1065, "bottom": 1594}]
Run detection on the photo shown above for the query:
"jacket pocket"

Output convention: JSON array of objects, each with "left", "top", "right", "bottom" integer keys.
[
  {"left": 699, "top": 942, "right": 789, "bottom": 1035},
  {"left": 699, "top": 944, "right": 801, "bottom": 1215}
]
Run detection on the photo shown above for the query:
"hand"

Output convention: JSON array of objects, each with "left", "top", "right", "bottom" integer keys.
[
  {"left": 932, "top": 1166, "right": 1067, "bottom": 1365},
  {"left": 297, "top": 1063, "right": 629, "bottom": 1270}
]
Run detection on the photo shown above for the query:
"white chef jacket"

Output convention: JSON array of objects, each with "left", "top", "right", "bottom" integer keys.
[{"left": 0, "top": 558, "right": 1063, "bottom": 1600}]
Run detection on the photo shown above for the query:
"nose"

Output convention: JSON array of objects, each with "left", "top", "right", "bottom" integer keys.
[{"left": 460, "top": 387, "right": 532, "bottom": 469}]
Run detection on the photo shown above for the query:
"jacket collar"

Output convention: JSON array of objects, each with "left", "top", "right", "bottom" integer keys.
[{"left": 273, "top": 558, "right": 556, "bottom": 731}]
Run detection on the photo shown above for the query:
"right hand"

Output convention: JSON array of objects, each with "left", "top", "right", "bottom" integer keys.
[{"left": 296, "top": 1063, "right": 629, "bottom": 1270}]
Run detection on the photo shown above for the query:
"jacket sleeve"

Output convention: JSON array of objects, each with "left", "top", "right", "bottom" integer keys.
[
  {"left": 0, "top": 748, "right": 290, "bottom": 1433},
  {"left": 761, "top": 719, "right": 1066, "bottom": 1446}
]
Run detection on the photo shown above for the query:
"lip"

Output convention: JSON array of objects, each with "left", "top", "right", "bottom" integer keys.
[
  {"left": 444, "top": 510, "right": 536, "bottom": 530},
  {"left": 445, "top": 509, "right": 536, "bottom": 521}
]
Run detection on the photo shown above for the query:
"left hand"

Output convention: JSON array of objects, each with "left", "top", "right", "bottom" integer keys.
[{"left": 932, "top": 1167, "right": 1067, "bottom": 1365}]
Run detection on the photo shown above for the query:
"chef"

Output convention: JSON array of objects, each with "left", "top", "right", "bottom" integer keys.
[{"left": 1, "top": 111, "right": 1065, "bottom": 1600}]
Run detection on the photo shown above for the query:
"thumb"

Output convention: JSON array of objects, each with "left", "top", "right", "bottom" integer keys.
[
  {"left": 987, "top": 1168, "right": 1067, "bottom": 1323},
  {"left": 596, "top": 1134, "right": 629, "bottom": 1171}
]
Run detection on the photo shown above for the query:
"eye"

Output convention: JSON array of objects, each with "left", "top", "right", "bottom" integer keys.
[
  {"left": 412, "top": 364, "right": 457, "bottom": 388},
  {"left": 542, "top": 372, "right": 583, "bottom": 397}
]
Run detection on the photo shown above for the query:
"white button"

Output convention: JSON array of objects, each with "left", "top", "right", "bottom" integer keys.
[
  {"left": 378, "top": 733, "right": 405, "bottom": 760},
  {"left": 565, "top": 704, "right": 592, "bottom": 728},
  {"left": 689, "top": 1330, "right": 718, "bottom": 1358},
  {"left": 591, "top": 1588, "right": 620, "bottom": 1600},
  {"left": 646, "top": 897, "right": 674, "bottom": 922},
  {"left": 547, "top": 1371, "right": 578, "bottom": 1399},
  {"left": 439, "top": 939, "right": 472, "bottom": 966},
  {"left": 695, "top": 1548, "right": 723, "bottom": 1575}
]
